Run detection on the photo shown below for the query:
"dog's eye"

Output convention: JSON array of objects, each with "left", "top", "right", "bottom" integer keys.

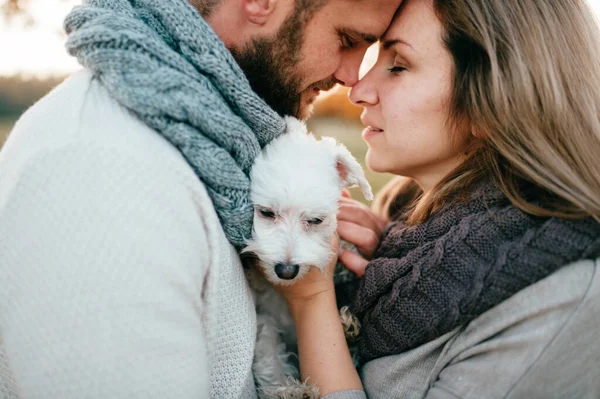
[
  {"left": 307, "top": 218, "right": 323, "bottom": 225},
  {"left": 259, "top": 208, "right": 276, "bottom": 219}
]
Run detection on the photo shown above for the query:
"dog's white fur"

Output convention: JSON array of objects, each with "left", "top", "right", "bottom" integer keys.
[{"left": 244, "top": 117, "right": 373, "bottom": 398}]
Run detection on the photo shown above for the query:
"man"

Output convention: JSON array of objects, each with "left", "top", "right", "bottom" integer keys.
[{"left": 0, "top": 0, "right": 399, "bottom": 398}]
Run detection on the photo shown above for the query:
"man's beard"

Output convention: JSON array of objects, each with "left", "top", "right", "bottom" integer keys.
[
  {"left": 230, "top": 13, "right": 336, "bottom": 119},
  {"left": 231, "top": 37, "right": 303, "bottom": 118}
]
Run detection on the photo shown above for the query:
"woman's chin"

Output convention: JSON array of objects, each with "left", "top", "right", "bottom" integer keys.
[{"left": 365, "top": 151, "right": 390, "bottom": 174}]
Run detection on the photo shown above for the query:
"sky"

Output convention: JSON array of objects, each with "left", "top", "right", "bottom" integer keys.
[
  {"left": 1, "top": 0, "right": 600, "bottom": 78},
  {"left": 0, "top": 0, "right": 79, "bottom": 77}
]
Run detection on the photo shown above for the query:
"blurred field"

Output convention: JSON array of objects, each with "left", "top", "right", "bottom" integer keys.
[{"left": 0, "top": 117, "right": 14, "bottom": 146}]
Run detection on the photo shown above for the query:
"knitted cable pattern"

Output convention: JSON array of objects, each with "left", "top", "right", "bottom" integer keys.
[
  {"left": 350, "top": 180, "right": 600, "bottom": 362},
  {"left": 64, "top": 0, "right": 286, "bottom": 247}
]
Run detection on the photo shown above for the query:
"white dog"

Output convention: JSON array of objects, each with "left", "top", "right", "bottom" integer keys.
[{"left": 243, "top": 117, "right": 373, "bottom": 399}]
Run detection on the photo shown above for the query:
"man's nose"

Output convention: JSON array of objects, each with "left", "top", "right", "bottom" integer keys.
[{"left": 333, "top": 52, "right": 364, "bottom": 87}]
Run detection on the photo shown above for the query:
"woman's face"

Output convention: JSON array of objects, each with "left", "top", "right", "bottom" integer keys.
[{"left": 349, "top": 0, "right": 467, "bottom": 191}]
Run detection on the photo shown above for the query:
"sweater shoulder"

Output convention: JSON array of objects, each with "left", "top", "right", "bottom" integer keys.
[
  {"left": 432, "top": 258, "right": 600, "bottom": 398},
  {"left": 0, "top": 69, "right": 232, "bottom": 259},
  {"left": 3, "top": 69, "right": 184, "bottom": 175},
  {"left": 3, "top": 69, "right": 214, "bottom": 205}
]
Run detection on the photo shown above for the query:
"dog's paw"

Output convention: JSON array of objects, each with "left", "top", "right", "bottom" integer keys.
[
  {"left": 339, "top": 306, "right": 361, "bottom": 342},
  {"left": 261, "top": 376, "right": 319, "bottom": 399}
]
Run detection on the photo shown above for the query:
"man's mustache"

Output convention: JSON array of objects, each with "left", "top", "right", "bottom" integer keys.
[{"left": 308, "top": 78, "right": 339, "bottom": 92}]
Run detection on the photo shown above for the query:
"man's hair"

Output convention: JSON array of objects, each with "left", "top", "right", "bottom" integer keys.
[
  {"left": 191, "top": 0, "right": 328, "bottom": 19},
  {"left": 291, "top": 0, "right": 329, "bottom": 25},
  {"left": 189, "top": 0, "right": 220, "bottom": 17}
]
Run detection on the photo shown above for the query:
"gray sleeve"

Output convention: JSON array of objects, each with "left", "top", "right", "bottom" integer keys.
[
  {"left": 359, "top": 260, "right": 600, "bottom": 399},
  {"left": 424, "top": 259, "right": 600, "bottom": 399},
  {"left": 321, "top": 390, "right": 367, "bottom": 399}
]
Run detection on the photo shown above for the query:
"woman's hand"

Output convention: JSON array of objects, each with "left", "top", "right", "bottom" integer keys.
[
  {"left": 270, "top": 234, "right": 339, "bottom": 307},
  {"left": 264, "top": 232, "right": 362, "bottom": 394},
  {"left": 337, "top": 189, "right": 388, "bottom": 277}
]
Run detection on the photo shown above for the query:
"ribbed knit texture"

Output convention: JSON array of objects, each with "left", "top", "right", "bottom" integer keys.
[
  {"left": 0, "top": 71, "right": 258, "bottom": 398},
  {"left": 63, "top": 0, "right": 286, "bottom": 247},
  {"left": 351, "top": 180, "right": 600, "bottom": 362},
  {"left": 0, "top": 337, "right": 18, "bottom": 399}
]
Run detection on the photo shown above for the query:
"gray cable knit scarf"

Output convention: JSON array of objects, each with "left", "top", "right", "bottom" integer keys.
[
  {"left": 346, "top": 179, "right": 600, "bottom": 362},
  {"left": 64, "top": 0, "right": 286, "bottom": 247}
]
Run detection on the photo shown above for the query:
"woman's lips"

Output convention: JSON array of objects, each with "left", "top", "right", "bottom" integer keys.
[{"left": 362, "top": 126, "right": 384, "bottom": 139}]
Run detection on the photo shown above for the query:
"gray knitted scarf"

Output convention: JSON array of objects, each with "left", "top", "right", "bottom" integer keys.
[
  {"left": 64, "top": 0, "right": 286, "bottom": 247},
  {"left": 341, "top": 179, "right": 600, "bottom": 362}
]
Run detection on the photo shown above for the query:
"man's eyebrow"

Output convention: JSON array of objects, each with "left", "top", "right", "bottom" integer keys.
[
  {"left": 382, "top": 38, "right": 415, "bottom": 52},
  {"left": 341, "top": 28, "right": 379, "bottom": 44}
]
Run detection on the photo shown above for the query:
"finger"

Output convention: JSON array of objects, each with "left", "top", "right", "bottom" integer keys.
[
  {"left": 338, "top": 195, "right": 362, "bottom": 209},
  {"left": 338, "top": 205, "right": 386, "bottom": 236},
  {"left": 338, "top": 196, "right": 369, "bottom": 208},
  {"left": 341, "top": 188, "right": 352, "bottom": 198},
  {"left": 340, "top": 200, "right": 388, "bottom": 231},
  {"left": 339, "top": 250, "right": 369, "bottom": 278},
  {"left": 337, "top": 221, "right": 380, "bottom": 259},
  {"left": 338, "top": 205, "right": 378, "bottom": 228},
  {"left": 330, "top": 231, "right": 341, "bottom": 252}
]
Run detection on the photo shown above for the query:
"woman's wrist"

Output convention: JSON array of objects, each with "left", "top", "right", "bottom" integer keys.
[
  {"left": 287, "top": 286, "right": 363, "bottom": 395},
  {"left": 287, "top": 288, "right": 337, "bottom": 320}
]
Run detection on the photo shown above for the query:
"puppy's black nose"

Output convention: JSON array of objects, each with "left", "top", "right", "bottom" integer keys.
[{"left": 274, "top": 263, "right": 300, "bottom": 280}]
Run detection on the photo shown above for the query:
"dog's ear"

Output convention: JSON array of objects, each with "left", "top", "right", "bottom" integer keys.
[{"left": 334, "top": 144, "right": 374, "bottom": 201}]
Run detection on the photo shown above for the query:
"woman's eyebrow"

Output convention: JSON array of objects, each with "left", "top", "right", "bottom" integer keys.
[{"left": 382, "top": 38, "right": 416, "bottom": 52}]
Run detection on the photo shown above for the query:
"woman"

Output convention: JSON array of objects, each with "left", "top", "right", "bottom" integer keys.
[{"left": 273, "top": 0, "right": 600, "bottom": 397}]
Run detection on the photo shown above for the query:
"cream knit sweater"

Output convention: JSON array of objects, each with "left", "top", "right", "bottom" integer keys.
[{"left": 0, "top": 70, "right": 257, "bottom": 398}]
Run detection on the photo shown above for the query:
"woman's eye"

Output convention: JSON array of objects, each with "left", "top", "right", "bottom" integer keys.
[
  {"left": 259, "top": 209, "right": 276, "bottom": 219},
  {"left": 388, "top": 66, "right": 407, "bottom": 73},
  {"left": 307, "top": 218, "right": 324, "bottom": 225}
]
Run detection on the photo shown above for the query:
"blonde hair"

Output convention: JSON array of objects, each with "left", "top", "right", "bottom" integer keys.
[{"left": 377, "top": 0, "right": 600, "bottom": 224}]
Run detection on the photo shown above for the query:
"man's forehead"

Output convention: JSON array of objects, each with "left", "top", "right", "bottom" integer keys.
[{"left": 330, "top": 0, "right": 401, "bottom": 39}]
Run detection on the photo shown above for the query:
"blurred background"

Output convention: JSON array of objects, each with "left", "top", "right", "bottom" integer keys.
[{"left": 3, "top": 0, "right": 600, "bottom": 198}]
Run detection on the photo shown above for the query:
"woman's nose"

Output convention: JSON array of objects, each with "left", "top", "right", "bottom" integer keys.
[{"left": 349, "top": 69, "right": 378, "bottom": 107}]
